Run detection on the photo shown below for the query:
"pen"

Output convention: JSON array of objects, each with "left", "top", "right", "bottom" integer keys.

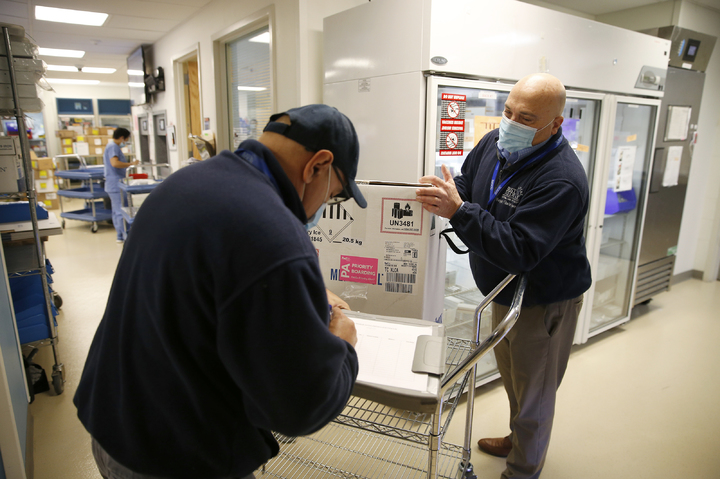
[{"left": 329, "top": 304, "right": 333, "bottom": 322}]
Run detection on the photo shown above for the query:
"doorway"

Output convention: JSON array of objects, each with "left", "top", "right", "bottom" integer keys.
[{"left": 174, "top": 48, "right": 202, "bottom": 164}]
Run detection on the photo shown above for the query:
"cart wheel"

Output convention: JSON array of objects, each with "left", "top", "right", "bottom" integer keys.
[
  {"left": 61, "top": 219, "right": 66, "bottom": 229},
  {"left": 52, "top": 371, "right": 64, "bottom": 395},
  {"left": 91, "top": 222, "right": 99, "bottom": 233},
  {"left": 53, "top": 292, "right": 63, "bottom": 309}
]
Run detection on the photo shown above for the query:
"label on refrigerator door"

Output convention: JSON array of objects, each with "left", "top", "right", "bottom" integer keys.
[{"left": 439, "top": 93, "right": 466, "bottom": 156}]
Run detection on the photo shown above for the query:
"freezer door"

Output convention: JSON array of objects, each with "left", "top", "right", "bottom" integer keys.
[{"left": 589, "top": 99, "right": 659, "bottom": 335}]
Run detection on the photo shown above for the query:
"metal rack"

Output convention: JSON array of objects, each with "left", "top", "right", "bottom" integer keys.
[
  {"left": 1, "top": 24, "right": 64, "bottom": 394},
  {"left": 258, "top": 274, "right": 527, "bottom": 479}
]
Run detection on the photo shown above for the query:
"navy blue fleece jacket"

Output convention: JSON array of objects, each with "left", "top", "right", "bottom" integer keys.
[
  {"left": 74, "top": 140, "right": 358, "bottom": 477},
  {"left": 451, "top": 128, "right": 592, "bottom": 306}
]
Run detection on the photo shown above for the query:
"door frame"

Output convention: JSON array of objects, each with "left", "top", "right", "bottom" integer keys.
[{"left": 172, "top": 43, "right": 203, "bottom": 168}]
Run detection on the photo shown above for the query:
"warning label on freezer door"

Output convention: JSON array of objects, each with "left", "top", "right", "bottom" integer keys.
[
  {"left": 380, "top": 198, "right": 423, "bottom": 235},
  {"left": 439, "top": 93, "right": 466, "bottom": 156}
]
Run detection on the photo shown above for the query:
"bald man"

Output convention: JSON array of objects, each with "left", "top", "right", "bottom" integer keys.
[
  {"left": 417, "top": 74, "right": 591, "bottom": 479},
  {"left": 75, "top": 105, "right": 364, "bottom": 479}
]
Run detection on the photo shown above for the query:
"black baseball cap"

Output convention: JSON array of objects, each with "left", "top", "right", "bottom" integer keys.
[{"left": 263, "top": 104, "right": 366, "bottom": 208}]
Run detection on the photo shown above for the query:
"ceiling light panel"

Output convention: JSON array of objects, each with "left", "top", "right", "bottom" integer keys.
[
  {"left": 47, "top": 78, "right": 100, "bottom": 85},
  {"left": 47, "top": 65, "right": 79, "bottom": 72},
  {"left": 82, "top": 67, "right": 116, "bottom": 74},
  {"left": 38, "top": 47, "right": 85, "bottom": 58},
  {"left": 35, "top": 6, "right": 108, "bottom": 26}
]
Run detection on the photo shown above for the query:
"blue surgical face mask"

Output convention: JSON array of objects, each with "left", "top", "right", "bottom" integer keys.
[
  {"left": 304, "top": 167, "right": 332, "bottom": 231},
  {"left": 119, "top": 142, "right": 126, "bottom": 148},
  {"left": 498, "top": 115, "right": 554, "bottom": 153}
]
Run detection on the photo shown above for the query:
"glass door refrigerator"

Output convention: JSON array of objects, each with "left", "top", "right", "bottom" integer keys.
[
  {"left": 578, "top": 97, "right": 661, "bottom": 342},
  {"left": 424, "top": 77, "right": 607, "bottom": 383}
]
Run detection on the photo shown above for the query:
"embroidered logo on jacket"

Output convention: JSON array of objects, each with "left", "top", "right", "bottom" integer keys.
[{"left": 499, "top": 186, "right": 523, "bottom": 208}]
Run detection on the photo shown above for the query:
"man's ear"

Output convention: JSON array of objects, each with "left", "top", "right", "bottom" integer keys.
[
  {"left": 551, "top": 116, "right": 564, "bottom": 135},
  {"left": 301, "top": 150, "right": 334, "bottom": 184}
]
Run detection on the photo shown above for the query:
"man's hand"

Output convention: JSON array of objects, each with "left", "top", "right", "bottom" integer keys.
[
  {"left": 416, "top": 164, "right": 463, "bottom": 219},
  {"left": 326, "top": 289, "right": 349, "bottom": 310},
  {"left": 329, "top": 306, "right": 357, "bottom": 347}
]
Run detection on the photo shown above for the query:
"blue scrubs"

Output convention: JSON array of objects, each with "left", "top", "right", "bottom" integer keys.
[{"left": 103, "top": 141, "right": 128, "bottom": 240}]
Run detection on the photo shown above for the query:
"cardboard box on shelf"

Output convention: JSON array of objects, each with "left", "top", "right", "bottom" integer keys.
[
  {"left": 93, "top": 147, "right": 104, "bottom": 155},
  {"left": 310, "top": 181, "right": 447, "bottom": 323},
  {"left": 34, "top": 178, "right": 56, "bottom": 193},
  {"left": 37, "top": 192, "right": 59, "bottom": 210},
  {"left": 56, "top": 130, "right": 76, "bottom": 139},
  {"left": 99, "top": 127, "right": 115, "bottom": 136},
  {"left": 62, "top": 138, "right": 74, "bottom": 146},
  {"left": 73, "top": 142, "right": 90, "bottom": 156},
  {"left": 31, "top": 157, "right": 54, "bottom": 170},
  {"left": 62, "top": 146, "right": 73, "bottom": 155},
  {"left": 33, "top": 169, "right": 53, "bottom": 181}
]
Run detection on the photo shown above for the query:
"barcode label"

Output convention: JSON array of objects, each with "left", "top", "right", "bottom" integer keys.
[
  {"left": 386, "top": 273, "right": 416, "bottom": 284},
  {"left": 385, "top": 283, "right": 413, "bottom": 294}
]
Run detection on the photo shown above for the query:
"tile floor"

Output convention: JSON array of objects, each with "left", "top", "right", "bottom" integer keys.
[{"left": 25, "top": 211, "right": 720, "bottom": 479}]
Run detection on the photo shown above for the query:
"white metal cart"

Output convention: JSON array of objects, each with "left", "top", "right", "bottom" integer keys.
[{"left": 257, "top": 274, "right": 526, "bottom": 479}]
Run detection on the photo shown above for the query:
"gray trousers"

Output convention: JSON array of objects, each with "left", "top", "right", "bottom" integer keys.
[
  {"left": 92, "top": 438, "right": 256, "bottom": 479},
  {"left": 491, "top": 295, "right": 583, "bottom": 479}
]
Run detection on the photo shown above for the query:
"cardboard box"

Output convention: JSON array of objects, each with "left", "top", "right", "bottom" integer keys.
[
  {"left": 62, "top": 138, "right": 74, "bottom": 146},
  {"left": 93, "top": 146, "right": 104, "bottom": 155},
  {"left": 33, "top": 169, "right": 53, "bottom": 180},
  {"left": 73, "top": 142, "right": 90, "bottom": 156},
  {"left": 37, "top": 192, "right": 59, "bottom": 210},
  {"left": 31, "top": 157, "right": 54, "bottom": 170},
  {"left": 309, "top": 181, "right": 447, "bottom": 323},
  {"left": 34, "top": 178, "right": 56, "bottom": 193},
  {"left": 62, "top": 146, "right": 73, "bottom": 155},
  {"left": 0, "top": 137, "right": 26, "bottom": 193},
  {"left": 56, "top": 130, "right": 76, "bottom": 139},
  {"left": 99, "top": 127, "right": 114, "bottom": 136},
  {"left": 86, "top": 135, "right": 112, "bottom": 146}
]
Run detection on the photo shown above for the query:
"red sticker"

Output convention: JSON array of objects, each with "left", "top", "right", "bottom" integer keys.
[{"left": 339, "top": 255, "right": 378, "bottom": 284}]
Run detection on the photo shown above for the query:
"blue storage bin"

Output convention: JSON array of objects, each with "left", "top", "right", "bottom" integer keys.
[{"left": 0, "top": 201, "right": 49, "bottom": 223}]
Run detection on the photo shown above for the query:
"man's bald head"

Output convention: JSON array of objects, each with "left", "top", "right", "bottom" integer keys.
[{"left": 503, "top": 73, "right": 566, "bottom": 146}]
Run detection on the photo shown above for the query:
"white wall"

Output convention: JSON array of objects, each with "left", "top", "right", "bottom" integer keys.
[
  {"left": 40, "top": 83, "right": 132, "bottom": 158},
  {"left": 597, "top": 1, "right": 720, "bottom": 279},
  {"left": 140, "top": 0, "right": 366, "bottom": 172}
]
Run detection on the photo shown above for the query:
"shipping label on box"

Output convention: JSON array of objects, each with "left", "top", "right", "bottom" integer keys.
[
  {"left": 309, "top": 182, "right": 447, "bottom": 323},
  {"left": 35, "top": 179, "right": 56, "bottom": 193},
  {"left": 62, "top": 138, "right": 73, "bottom": 145},
  {"left": 94, "top": 147, "right": 104, "bottom": 155},
  {"left": 73, "top": 142, "right": 90, "bottom": 156}
]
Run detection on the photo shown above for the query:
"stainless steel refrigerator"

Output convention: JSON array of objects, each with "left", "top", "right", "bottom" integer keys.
[{"left": 634, "top": 27, "right": 717, "bottom": 305}]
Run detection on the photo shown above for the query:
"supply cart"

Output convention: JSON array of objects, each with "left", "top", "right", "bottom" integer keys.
[
  {"left": 257, "top": 273, "right": 527, "bottom": 479},
  {"left": 118, "top": 176, "right": 162, "bottom": 237},
  {"left": 55, "top": 166, "right": 111, "bottom": 232}
]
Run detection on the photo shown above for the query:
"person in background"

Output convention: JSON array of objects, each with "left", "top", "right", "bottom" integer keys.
[
  {"left": 416, "top": 73, "right": 591, "bottom": 479},
  {"left": 103, "top": 127, "right": 139, "bottom": 244},
  {"left": 74, "top": 104, "right": 364, "bottom": 479}
]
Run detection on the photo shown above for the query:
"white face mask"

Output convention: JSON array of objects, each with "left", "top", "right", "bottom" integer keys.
[
  {"left": 498, "top": 115, "right": 554, "bottom": 153},
  {"left": 304, "top": 167, "right": 332, "bottom": 231}
]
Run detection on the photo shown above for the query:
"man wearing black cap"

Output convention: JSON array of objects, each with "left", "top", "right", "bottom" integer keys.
[{"left": 74, "top": 104, "right": 365, "bottom": 479}]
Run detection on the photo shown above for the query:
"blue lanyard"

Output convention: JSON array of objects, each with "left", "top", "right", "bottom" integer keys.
[{"left": 488, "top": 136, "right": 563, "bottom": 208}]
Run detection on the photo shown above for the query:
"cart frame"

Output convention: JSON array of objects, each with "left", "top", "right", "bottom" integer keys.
[{"left": 258, "top": 273, "right": 527, "bottom": 479}]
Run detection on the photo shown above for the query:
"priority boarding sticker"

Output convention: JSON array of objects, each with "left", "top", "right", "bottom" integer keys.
[
  {"left": 380, "top": 198, "right": 423, "bottom": 235},
  {"left": 339, "top": 255, "right": 378, "bottom": 284},
  {"left": 383, "top": 241, "right": 419, "bottom": 295}
]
